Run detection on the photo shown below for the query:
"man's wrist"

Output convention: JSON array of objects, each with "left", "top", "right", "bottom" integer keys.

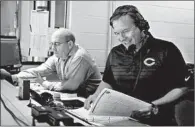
[
  {"left": 11, "top": 75, "right": 19, "bottom": 86},
  {"left": 12, "top": 75, "right": 18, "bottom": 82},
  {"left": 151, "top": 103, "right": 159, "bottom": 115}
]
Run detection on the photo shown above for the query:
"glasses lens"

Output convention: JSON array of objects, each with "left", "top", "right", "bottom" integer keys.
[{"left": 50, "top": 42, "right": 63, "bottom": 46}]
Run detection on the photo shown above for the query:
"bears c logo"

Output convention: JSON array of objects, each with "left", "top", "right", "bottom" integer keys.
[{"left": 144, "top": 58, "right": 155, "bottom": 66}]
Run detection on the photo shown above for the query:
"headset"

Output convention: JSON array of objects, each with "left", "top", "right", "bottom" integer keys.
[{"left": 110, "top": 5, "right": 150, "bottom": 35}]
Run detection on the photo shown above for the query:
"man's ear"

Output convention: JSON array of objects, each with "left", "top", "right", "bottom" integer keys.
[
  {"left": 67, "top": 40, "right": 73, "bottom": 49},
  {"left": 140, "top": 30, "right": 146, "bottom": 37}
]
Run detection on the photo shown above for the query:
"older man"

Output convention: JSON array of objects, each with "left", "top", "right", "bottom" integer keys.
[
  {"left": 2, "top": 28, "right": 101, "bottom": 97},
  {"left": 84, "top": 5, "right": 188, "bottom": 125}
]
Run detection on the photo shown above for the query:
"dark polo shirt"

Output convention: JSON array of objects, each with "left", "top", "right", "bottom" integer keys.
[
  {"left": 103, "top": 34, "right": 186, "bottom": 102},
  {"left": 102, "top": 34, "right": 187, "bottom": 125}
]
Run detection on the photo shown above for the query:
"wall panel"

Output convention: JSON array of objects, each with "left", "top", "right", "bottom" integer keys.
[{"left": 113, "top": 1, "right": 194, "bottom": 63}]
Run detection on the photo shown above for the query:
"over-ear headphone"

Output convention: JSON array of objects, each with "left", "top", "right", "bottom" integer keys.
[
  {"left": 110, "top": 5, "right": 150, "bottom": 33},
  {"left": 133, "top": 11, "right": 150, "bottom": 32}
]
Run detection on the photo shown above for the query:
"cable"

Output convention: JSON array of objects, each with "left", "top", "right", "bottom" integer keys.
[
  {"left": 133, "top": 34, "right": 149, "bottom": 91},
  {"left": 1, "top": 94, "right": 31, "bottom": 124},
  {"left": 133, "top": 52, "right": 142, "bottom": 92},
  {"left": 0, "top": 95, "right": 22, "bottom": 125},
  {"left": 0, "top": 95, "right": 29, "bottom": 126}
]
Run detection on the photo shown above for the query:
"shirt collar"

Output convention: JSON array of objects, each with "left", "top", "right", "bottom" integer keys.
[
  {"left": 61, "top": 44, "right": 79, "bottom": 60},
  {"left": 135, "top": 32, "right": 155, "bottom": 56},
  {"left": 68, "top": 44, "right": 79, "bottom": 57}
]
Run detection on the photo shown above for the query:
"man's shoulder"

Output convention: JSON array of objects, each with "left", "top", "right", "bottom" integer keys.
[
  {"left": 44, "top": 55, "right": 59, "bottom": 64},
  {"left": 151, "top": 37, "right": 178, "bottom": 50},
  {"left": 74, "top": 45, "right": 96, "bottom": 63},
  {"left": 111, "top": 44, "right": 123, "bottom": 52},
  {"left": 75, "top": 45, "right": 90, "bottom": 58},
  {"left": 47, "top": 55, "right": 58, "bottom": 61}
]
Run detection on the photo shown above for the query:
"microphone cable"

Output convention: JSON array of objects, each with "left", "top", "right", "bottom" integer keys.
[
  {"left": 133, "top": 34, "right": 149, "bottom": 92},
  {"left": 0, "top": 95, "right": 29, "bottom": 126}
]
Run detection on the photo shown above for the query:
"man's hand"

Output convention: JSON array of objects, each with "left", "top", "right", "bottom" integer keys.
[
  {"left": 84, "top": 94, "right": 98, "bottom": 110},
  {"left": 130, "top": 104, "right": 158, "bottom": 120},
  {"left": 34, "top": 76, "right": 45, "bottom": 85},
  {"left": 53, "top": 84, "right": 63, "bottom": 91},
  {"left": 0, "top": 69, "right": 13, "bottom": 84}
]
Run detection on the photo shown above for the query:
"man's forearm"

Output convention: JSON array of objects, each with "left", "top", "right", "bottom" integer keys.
[
  {"left": 11, "top": 71, "right": 36, "bottom": 82},
  {"left": 54, "top": 79, "right": 80, "bottom": 91},
  {"left": 152, "top": 87, "right": 188, "bottom": 106}
]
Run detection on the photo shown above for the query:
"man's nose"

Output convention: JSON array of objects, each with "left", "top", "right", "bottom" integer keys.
[
  {"left": 119, "top": 33, "right": 126, "bottom": 42},
  {"left": 51, "top": 44, "right": 56, "bottom": 51}
]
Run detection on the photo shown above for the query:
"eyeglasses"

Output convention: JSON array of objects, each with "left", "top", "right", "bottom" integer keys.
[
  {"left": 49, "top": 42, "right": 64, "bottom": 47},
  {"left": 114, "top": 25, "right": 137, "bottom": 36}
]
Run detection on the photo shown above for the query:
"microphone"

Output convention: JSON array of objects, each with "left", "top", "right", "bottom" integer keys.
[
  {"left": 139, "top": 34, "right": 149, "bottom": 45},
  {"left": 128, "top": 34, "right": 149, "bottom": 53}
]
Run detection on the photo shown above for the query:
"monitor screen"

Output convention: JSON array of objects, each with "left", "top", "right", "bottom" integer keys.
[{"left": 1, "top": 38, "right": 21, "bottom": 67}]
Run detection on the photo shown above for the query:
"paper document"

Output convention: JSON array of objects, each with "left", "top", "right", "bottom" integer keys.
[
  {"left": 30, "top": 10, "right": 49, "bottom": 57},
  {"left": 67, "top": 88, "right": 151, "bottom": 125},
  {"left": 91, "top": 88, "right": 151, "bottom": 116}
]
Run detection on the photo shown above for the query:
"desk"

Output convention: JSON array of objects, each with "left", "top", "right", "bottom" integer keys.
[
  {"left": 65, "top": 109, "right": 148, "bottom": 126},
  {"left": 0, "top": 80, "right": 48, "bottom": 126},
  {"left": 1, "top": 80, "right": 148, "bottom": 126}
]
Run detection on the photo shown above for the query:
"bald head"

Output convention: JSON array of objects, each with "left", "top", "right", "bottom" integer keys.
[{"left": 51, "top": 28, "right": 75, "bottom": 44}]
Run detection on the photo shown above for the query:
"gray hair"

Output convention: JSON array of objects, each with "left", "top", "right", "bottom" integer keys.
[{"left": 52, "top": 28, "right": 76, "bottom": 43}]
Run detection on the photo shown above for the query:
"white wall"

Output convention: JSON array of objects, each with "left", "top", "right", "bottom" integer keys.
[
  {"left": 67, "top": 1, "right": 111, "bottom": 72},
  {"left": 112, "top": 1, "right": 194, "bottom": 63},
  {"left": 66, "top": 1, "right": 194, "bottom": 72}
]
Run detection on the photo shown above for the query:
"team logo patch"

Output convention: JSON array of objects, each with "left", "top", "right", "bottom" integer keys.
[{"left": 144, "top": 57, "right": 155, "bottom": 66}]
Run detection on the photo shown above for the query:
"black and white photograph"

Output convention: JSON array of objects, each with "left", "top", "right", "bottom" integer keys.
[{"left": 0, "top": 1, "right": 194, "bottom": 126}]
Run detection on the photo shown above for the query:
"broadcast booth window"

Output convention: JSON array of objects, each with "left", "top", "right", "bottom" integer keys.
[
  {"left": 33, "top": 1, "right": 67, "bottom": 28},
  {"left": 0, "top": 1, "right": 21, "bottom": 73}
]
